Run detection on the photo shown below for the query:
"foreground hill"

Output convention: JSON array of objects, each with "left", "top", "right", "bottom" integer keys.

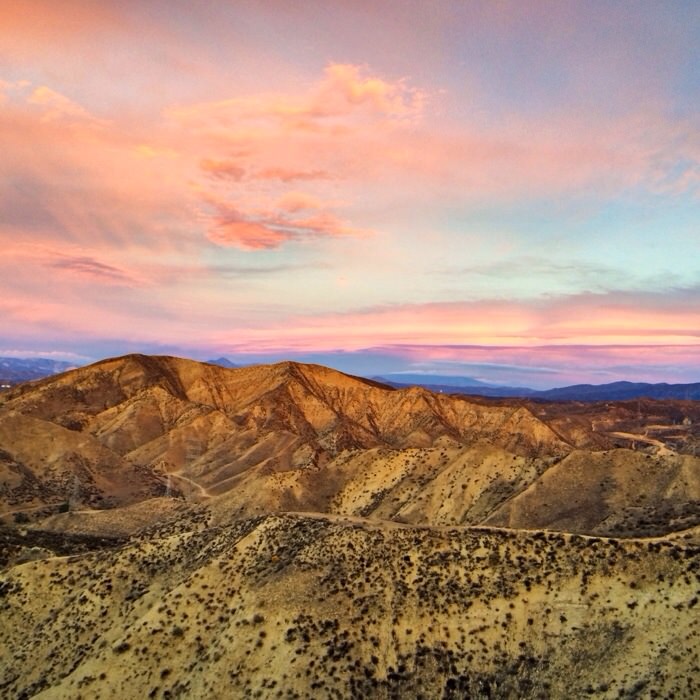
[
  {"left": 1, "top": 513, "right": 699, "bottom": 699},
  {"left": 1, "top": 354, "right": 699, "bottom": 539}
]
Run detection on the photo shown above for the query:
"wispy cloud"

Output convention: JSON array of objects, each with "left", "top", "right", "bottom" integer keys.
[
  {"left": 0, "top": 85, "right": 192, "bottom": 253},
  {"left": 0, "top": 348, "right": 91, "bottom": 362},
  {"left": 48, "top": 255, "right": 140, "bottom": 286},
  {"left": 27, "top": 85, "right": 107, "bottom": 125},
  {"left": 212, "top": 262, "right": 330, "bottom": 278},
  {"left": 369, "top": 344, "right": 700, "bottom": 388},
  {"left": 199, "top": 187, "right": 371, "bottom": 250},
  {"left": 254, "top": 167, "right": 334, "bottom": 183},
  {"left": 199, "top": 158, "right": 246, "bottom": 181},
  {"left": 212, "top": 287, "right": 700, "bottom": 352},
  {"left": 169, "top": 63, "right": 425, "bottom": 129},
  {"left": 445, "top": 257, "right": 625, "bottom": 284},
  {"left": 177, "top": 63, "right": 422, "bottom": 249}
]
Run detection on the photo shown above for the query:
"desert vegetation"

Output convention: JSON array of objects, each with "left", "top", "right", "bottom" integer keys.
[{"left": 1, "top": 514, "right": 699, "bottom": 698}]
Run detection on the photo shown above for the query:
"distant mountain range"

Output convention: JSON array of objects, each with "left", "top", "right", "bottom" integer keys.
[
  {"left": 375, "top": 374, "right": 700, "bottom": 401},
  {"left": 532, "top": 380, "right": 700, "bottom": 401},
  {"left": 0, "top": 356, "right": 240, "bottom": 387},
  {"left": 2, "top": 357, "right": 698, "bottom": 401},
  {"left": 206, "top": 357, "right": 239, "bottom": 369},
  {"left": 372, "top": 373, "right": 495, "bottom": 388},
  {"left": 0, "top": 357, "right": 78, "bottom": 386}
]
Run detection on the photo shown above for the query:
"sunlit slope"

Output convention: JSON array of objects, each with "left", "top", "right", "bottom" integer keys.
[
  {"left": 0, "top": 355, "right": 568, "bottom": 513},
  {"left": 1, "top": 354, "right": 698, "bottom": 539},
  {"left": 1, "top": 514, "right": 698, "bottom": 699}
]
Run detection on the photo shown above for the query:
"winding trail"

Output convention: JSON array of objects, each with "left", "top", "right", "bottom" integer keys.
[
  {"left": 608, "top": 431, "right": 676, "bottom": 456},
  {"left": 1, "top": 502, "right": 64, "bottom": 517},
  {"left": 168, "top": 472, "right": 212, "bottom": 500}
]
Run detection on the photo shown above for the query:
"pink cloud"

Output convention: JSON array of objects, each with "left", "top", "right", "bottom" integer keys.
[
  {"left": 384, "top": 343, "right": 700, "bottom": 370},
  {"left": 166, "top": 63, "right": 421, "bottom": 249},
  {"left": 4, "top": 59, "right": 673, "bottom": 265},
  {"left": 203, "top": 199, "right": 369, "bottom": 250},
  {"left": 280, "top": 211, "right": 368, "bottom": 238},
  {"left": 0, "top": 84, "right": 194, "bottom": 254},
  {"left": 369, "top": 343, "right": 700, "bottom": 387},
  {"left": 254, "top": 167, "right": 333, "bottom": 182},
  {"left": 208, "top": 220, "right": 291, "bottom": 250},
  {"left": 48, "top": 255, "right": 141, "bottom": 286},
  {"left": 211, "top": 291, "right": 700, "bottom": 352},
  {"left": 275, "top": 191, "right": 326, "bottom": 212},
  {"left": 365, "top": 110, "right": 699, "bottom": 202},
  {"left": 0, "top": 63, "right": 694, "bottom": 289},
  {"left": 199, "top": 182, "right": 370, "bottom": 250},
  {"left": 199, "top": 158, "right": 246, "bottom": 181},
  {"left": 169, "top": 63, "right": 424, "bottom": 129},
  {"left": 0, "top": 240, "right": 217, "bottom": 324},
  {"left": 312, "top": 63, "right": 425, "bottom": 119},
  {"left": 2, "top": 9, "right": 696, "bottom": 272},
  {"left": 27, "top": 86, "right": 104, "bottom": 124},
  {"left": 177, "top": 63, "right": 697, "bottom": 229}
]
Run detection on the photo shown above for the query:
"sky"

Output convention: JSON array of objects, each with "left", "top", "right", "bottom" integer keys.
[{"left": 0, "top": 0, "right": 698, "bottom": 388}]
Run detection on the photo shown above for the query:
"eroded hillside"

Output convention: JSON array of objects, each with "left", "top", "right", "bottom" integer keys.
[{"left": 0, "top": 355, "right": 698, "bottom": 539}]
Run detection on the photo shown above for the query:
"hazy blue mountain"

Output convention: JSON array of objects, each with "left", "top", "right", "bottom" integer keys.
[
  {"left": 374, "top": 373, "right": 498, "bottom": 388},
  {"left": 535, "top": 381, "right": 700, "bottom": 401},
  {"left": 377, "top": 376, "right": 700, "bottom": 401},
  {"left": 376, "top": 379, "right": 535, "bottom": 397},
  {"left": 0, "top": 357, "right": 78, "bottom": 386},
  {"left": 206, "top": 357, "right": 239, "bottom": 369}
]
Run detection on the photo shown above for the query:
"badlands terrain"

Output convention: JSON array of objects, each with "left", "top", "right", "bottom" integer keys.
[{"left": 1, "top": 355, "right": 699, "bottom": 698}]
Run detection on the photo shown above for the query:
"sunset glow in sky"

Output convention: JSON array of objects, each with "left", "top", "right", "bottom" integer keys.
[{"left": 1, "top": 1, "right": 698, "bottom": 387}]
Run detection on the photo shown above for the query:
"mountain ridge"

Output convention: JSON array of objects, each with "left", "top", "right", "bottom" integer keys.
[
  {"left": 377, "top": 376, "right": 700, "bottom": 401},
  {"left": 2, "top": 512, "right": 699, "bottom": 699},
  {"left": 4, "top": 353, "right": 699, "bottom": 401},
  {"left": 0, "top": 357, "right": 78, "bottom": 386},
  {"left": 1, "top": 353, "right": 698, "bottom": 539}
]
